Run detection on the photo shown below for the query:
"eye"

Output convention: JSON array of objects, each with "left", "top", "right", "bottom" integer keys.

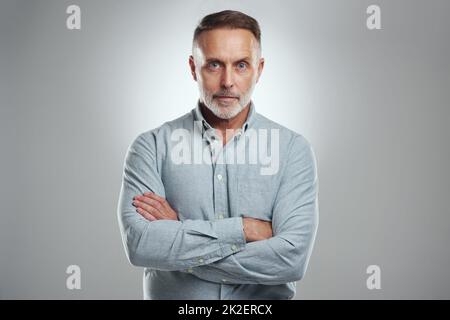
[
  {"left": 207, "top": 62, "right": 220, "bottom": 70},
  {"left": 237, "top": 62, "right": 248, "bottom": 70}
]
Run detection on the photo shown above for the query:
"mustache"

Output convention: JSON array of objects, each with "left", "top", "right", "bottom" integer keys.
[{"left": 212, "top": 91, "right": 240, "bottom": 99}]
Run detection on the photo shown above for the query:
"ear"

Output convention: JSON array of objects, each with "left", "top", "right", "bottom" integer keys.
[
  {"left": 256, "top": 57, "right": 264, "bottom": 83},
  {"left": 189, "top": 55, "right": 197, "bottom": 81}
]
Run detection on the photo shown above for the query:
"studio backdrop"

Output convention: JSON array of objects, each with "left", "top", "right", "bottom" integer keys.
[{"left": 0, "top": 0, "right": 449, "bottom": 299}]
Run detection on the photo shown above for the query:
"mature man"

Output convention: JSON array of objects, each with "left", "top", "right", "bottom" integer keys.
[{"left": 117, "top": 10, "right": 319, "bottom": 300}]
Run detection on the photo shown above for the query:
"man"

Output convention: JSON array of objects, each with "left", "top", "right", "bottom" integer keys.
[{"left": 117, "top": 10, "right": 319, "bottom": 300}]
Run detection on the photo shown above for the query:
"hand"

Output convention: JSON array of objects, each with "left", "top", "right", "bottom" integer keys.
[
  {"left": 242, "top": 217, "right": 273, "bottom": 242},
  {"left": 132, "top": 192, "right": 179, "bottom": 221}
]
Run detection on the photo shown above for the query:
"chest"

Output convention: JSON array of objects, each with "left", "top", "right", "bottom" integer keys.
[{"left": 161, "top": 158, "right": 280, "bottom": 222}]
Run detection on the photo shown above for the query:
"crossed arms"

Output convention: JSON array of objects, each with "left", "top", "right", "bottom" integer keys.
[{"left": 117, "top": 132, "right": 319, "bottom": 285}]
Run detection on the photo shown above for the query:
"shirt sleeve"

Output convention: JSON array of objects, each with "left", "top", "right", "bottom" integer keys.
[
  {"left": 188, "top": 135, "right": 319, "bottom": 285},
  {"left": 117, "top": 132, "right": 246, "bottom": 271}
]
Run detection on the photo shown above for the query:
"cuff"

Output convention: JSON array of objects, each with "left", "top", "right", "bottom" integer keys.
[{"left": 213, "top": 217, "right": 246, "bottom": 257}]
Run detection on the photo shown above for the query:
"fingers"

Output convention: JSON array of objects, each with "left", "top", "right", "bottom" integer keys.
[
  {"left": 132, "top": 191, "right": 179, "bottom": 221},
  {"left": 136, "top": 196, "right": 165, "bottom": 217},
  {"left": 136, "top": 207, "right": 157, "bottom": 221},
  {"left": 133, "top": 198, "right": 165, "bottom": 220},
  {"left": 144, "top": 192, "right": 172, "bottom": 212}
]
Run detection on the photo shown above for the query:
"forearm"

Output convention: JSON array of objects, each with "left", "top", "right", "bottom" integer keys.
[
  {"left": 188, "top": 204, "right": 318, "bottom": 285},
  {"left": 119, "top": 194, "right": 246, "bottom": 271},
  {"left": 188, "top": 137, "right": 319, "bottom": 285},
  {"left": 118, "top": 133, "right": 247, "bottom": 271}
]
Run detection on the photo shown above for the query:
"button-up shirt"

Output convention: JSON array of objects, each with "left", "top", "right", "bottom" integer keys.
[{"left": 117, "top": 101, "right": 319, "bottom": 299}]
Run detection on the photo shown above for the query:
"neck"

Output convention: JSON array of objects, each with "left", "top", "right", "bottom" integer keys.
[{"left": 199, "top": 101, "right": 251, "bottom": 133}]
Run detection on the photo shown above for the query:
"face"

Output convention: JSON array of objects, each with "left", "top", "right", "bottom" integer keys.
[{"left": 189, "top": 28, "right": 264, "bottom": 120}]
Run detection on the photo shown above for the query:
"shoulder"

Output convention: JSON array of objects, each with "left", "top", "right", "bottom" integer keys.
[
  {"left": 254, "top": 112, "right": 317, "bottom": 178},
  {"left": 254, "top": 112, "right": 313, "bottom": 153}
]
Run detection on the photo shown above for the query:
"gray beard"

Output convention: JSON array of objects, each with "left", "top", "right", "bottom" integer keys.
[
  {"left": 204, "top": 100, "right": 246, "bottom": 119},
  {"left": 200, "top": 84, "right": 255, "bottom": 120}
]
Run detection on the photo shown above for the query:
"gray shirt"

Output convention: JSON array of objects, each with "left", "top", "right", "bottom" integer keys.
[{"left": 117, "top": 101, "right": 319, "bottom": 299}]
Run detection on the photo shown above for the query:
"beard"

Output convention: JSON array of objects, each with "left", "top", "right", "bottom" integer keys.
[{"left": 199, "top": 81, "right": 256, "bottom": 120}]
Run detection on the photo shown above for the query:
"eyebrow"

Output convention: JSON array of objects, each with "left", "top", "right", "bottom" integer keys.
[{"left": 205, "top": 57, "right": 252, "bottom": 63}]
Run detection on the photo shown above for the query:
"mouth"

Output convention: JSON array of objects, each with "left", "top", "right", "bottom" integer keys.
[{"left": 214, "top": 96, "right": 239, "bottom": 103}]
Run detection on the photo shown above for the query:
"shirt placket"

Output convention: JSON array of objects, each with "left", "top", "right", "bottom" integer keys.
[
  {"left": 206, "top": 131, "right": 236, "bottom": 298},
  {"left": 201, "top": 120, "right": 247, "bottom": 299},
  {"left": 209, "top": 137, "right": 227, "bottom": 224}
]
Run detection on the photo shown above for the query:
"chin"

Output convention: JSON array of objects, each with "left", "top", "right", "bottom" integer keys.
[
  {"left": 202, "top": 97, "right": 244, "bottom": 119},
  {"left": 217, "top": 105, "right": 243, "bottom": 119}
]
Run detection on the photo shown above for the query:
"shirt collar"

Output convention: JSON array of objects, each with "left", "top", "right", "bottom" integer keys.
[{"left": 192, "top": 100, "right": 256, "bottom": 143}]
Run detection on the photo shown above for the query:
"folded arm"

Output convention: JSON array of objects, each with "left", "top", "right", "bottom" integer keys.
[
  {"left": 188, "top": 135, "right": 319, "bottom": 285},
  {"left": 117, "top": 132, "right": 246, "bottom": 271}
]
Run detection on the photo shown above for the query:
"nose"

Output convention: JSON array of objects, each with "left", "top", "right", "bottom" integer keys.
[{"left": 220, "top": 65, "right": 234, "bottom": 89}]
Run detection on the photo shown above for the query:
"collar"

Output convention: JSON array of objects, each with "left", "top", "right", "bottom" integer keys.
[{"left": 192, "top": 100, "right": 256, "bottom": 143}]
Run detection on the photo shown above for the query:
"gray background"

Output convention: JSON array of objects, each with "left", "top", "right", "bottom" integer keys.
[{"left": 1, "top": 0, "right": 449, "bottom": 299}]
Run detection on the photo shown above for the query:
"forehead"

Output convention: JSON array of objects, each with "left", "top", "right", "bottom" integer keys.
[{"left": 195, "top": 28, "right": 258, "bottom": 60}]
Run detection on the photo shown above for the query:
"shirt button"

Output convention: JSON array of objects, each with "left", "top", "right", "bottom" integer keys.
[
  {"left": 187, "top": 268, "right": 193, "bottom": 273},
  {"left": 217, "top": 174, "right": 223, "bottom": 180},
  {"left": 198, "top": 258, "right": 204, "bottom": 263},
  {"left": 231, "top": 244, "right": 238, "bottom": 251}
]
